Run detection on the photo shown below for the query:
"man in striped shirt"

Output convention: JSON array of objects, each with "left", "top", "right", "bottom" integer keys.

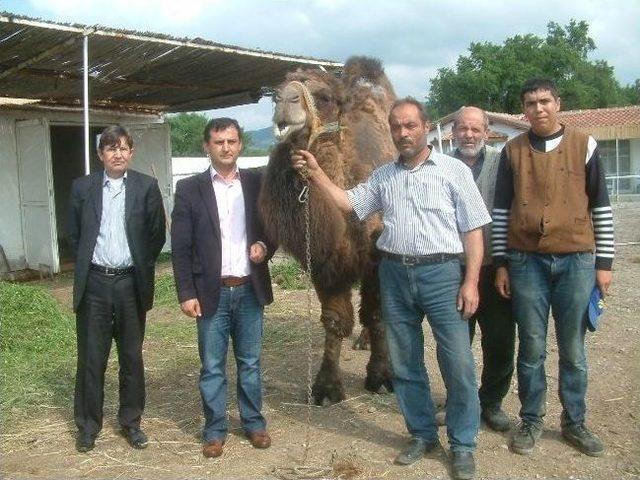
[
  {"left": 492, "top": 78, "right": 614, "bottom": 458},
  {"left": 293, "top": 97, "right": 491, "bottom": 480}
]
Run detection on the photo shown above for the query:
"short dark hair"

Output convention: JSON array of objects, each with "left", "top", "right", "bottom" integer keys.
[
  {"left": 520, "top": 78, "right": 559, "bottom": 103},
  {"left": 98, "top": 125, "right": 133, "bottom": 151},
  {"left": 389, "top": 97, "right": 429, "bottom": 123},
  {"left": 203, "top": 117, "right": 243, "bottom": 142}
]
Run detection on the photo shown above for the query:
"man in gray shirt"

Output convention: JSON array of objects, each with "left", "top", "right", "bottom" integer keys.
[{"left": 292, "top": 97, "right": 490, "bottom": 480}]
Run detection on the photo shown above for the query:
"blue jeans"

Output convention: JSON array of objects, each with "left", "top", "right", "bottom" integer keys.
[
  {"left": 379, "top": 258, "right": 479, "bottom": 453},
  {"left": 508, "top": 250, "right": 594, "bottom": 427},
  {"left": 197, "top": 283, "right": 266, "bottom": 442}
]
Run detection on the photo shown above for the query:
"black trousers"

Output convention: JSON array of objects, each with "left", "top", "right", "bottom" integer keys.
[
  {"left": 467, "top": 265, "right": 516, "bottom": 409},
  {"left": 74, "top": 270, "right": 146, "bottom": 436}
]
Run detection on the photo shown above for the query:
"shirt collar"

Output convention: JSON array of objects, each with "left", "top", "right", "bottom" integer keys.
[
  {"left": 395, "top": 145, "right": 435, "bottom": 171},
  {"left": 103, "top": 170, "right": 127, "bottom": 186},
  {"left": 210, "top": 165, "right": 240, "bottom": 183}
]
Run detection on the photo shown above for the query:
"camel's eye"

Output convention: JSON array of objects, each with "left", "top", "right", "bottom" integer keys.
[{"left": 315, "top": 93, "right": 331, "bottom": 105}]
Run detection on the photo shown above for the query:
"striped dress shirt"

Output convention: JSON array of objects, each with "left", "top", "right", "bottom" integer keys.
[
  {"left": 92, "top": 172, "right": 132, "bottom": 268},
  {"left": 347, "top": 148, "right": 491, "bottom": 256}
]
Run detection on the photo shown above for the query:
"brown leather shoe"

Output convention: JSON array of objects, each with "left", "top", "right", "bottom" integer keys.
[
  {"left": 246, "top": 430, "right": 271, "bottom": 449},
  {"left": 202, "top": 439, "right": 224, "bottom": 458}
]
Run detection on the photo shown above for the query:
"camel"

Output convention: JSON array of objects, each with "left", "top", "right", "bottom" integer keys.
[{"left": 258, "top": 57, "right": 397, "bottom": 405}]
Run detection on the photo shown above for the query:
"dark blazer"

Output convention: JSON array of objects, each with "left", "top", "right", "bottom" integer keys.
[
  {"left": 67, "top": 169, "right": 166, "bottom": 312},
  {"left": 171, "top": 168, "right": 274, "bottom": 318}
]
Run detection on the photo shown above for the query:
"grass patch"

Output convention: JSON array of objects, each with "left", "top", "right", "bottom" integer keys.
[
  {"left": 156, "top": 251, "right": 172, "bottom": 264},
  {"left": 153, "top": 273, "right": 178, "bottom": 307},
  {"left": 0, "top": 281, "right": 76, "bottom": 424},
  {"left": 271, "top": 259, "right": 307, "bottom": 290}
]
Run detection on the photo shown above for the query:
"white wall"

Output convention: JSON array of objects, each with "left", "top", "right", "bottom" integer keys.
[
  {"left": 0, "top": 108, "right": 164, "bottom": 272},
  {"left": 0, "top": 116, "right": 24, "bottom": 270}
]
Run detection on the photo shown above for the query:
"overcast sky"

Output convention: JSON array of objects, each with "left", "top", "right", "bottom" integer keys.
[{"left": 2, "top": 0, "right": 639, "bottom": 129}]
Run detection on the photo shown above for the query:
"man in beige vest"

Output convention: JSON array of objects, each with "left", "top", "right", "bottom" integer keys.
[
  {"left": 492, "top": 78, "right": 614, "bottom": 457},
  {"left": 451, "top": 107, "right": 515, "bottom": 432}
]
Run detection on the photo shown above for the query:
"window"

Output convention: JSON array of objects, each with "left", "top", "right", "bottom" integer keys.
[{"left": 599, "top": 139, "right": 632, "bottom": 192}]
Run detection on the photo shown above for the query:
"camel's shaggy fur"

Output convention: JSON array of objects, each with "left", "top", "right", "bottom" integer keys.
[{"left": 259, "top": 57, "right": 397, "bottom": 404}]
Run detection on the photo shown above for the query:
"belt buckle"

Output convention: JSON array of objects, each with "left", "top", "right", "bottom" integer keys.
[{"left": 402, "top": 255, "right": 417, "bottom": 266}]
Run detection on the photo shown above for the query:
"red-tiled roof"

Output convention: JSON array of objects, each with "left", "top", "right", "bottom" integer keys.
[
  {"left": 434, "top": 105, "right": 640, "bottom": 129},
  {"left": 439, "top": 128, "right": 507, "bottom": 142},
  {"left": 556, "top": 105, "right": 640, "bottom": 128}
]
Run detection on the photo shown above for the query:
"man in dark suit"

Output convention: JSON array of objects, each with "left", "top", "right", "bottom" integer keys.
[
  {"left": 68, "top": 125, "right": 166, "bottom": 452},
  {"left": 171, "top": 117, "right": 274, "bottom": 459}
]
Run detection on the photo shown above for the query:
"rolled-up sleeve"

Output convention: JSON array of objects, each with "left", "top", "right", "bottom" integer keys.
[{"left": 452, "top": 167, "right": 492, "bottom": 233}]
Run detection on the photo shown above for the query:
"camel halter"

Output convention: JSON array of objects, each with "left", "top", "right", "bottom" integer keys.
[{"left": 288, "top": 80, "right": 342, "bottom": 150}]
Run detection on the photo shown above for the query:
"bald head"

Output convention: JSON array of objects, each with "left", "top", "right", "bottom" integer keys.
[{"left": 452, "top": 106, "right": 489, "bottom": 159}]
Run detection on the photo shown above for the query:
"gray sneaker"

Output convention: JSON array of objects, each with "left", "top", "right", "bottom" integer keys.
[
  {"left": 510, "top": 421, "right": 542, "bottom": 455},
  {"left": 561, "top": 423, "right": 605, "bottom": 457}
]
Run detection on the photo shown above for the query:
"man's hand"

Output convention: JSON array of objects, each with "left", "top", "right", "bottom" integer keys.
[
  {"left": 180, "top": 298, "right": 202, "bottom": 318},
  {"left": 495, "top": 266, "right": 511, "bottom": 299},
  {"left": 249, "top": 242, "right": 266, "bottom": 264},
  {"left": 292, "top": 149, "right": 320, "bottom": 176},
  {"left": 596, "top": 269, "right": 613, "bottom": 297},
  {"left": 457, "top": 280, "right": 479, "bottom": 319}
]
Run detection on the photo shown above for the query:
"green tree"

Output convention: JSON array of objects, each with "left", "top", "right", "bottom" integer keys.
[
  {"left": 168, "top": 113, "right": 269, "bottom": 157},
  {"left": 168, "top": 112, "right": 208, "bottom": 157},
  {"left": 426, "top": 20, "right": 637, "bottom": 117}
]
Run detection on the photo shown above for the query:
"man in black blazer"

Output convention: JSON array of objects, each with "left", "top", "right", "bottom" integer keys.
[
  {"left": 68, "top": 125, "right": 166, "bottom": 452},
  {"left": 171, "top": 118, "right": 273, "bottom": 459}
]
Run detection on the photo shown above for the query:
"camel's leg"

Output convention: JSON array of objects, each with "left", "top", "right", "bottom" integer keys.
[
  {"left": 311, "top": 289, "right": 354, "bottom": 405},
  {"left": 359, "top": 264, "right": 393, "bottom": 394}
]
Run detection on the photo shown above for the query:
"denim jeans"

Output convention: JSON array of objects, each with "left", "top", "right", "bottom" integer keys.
[
  {"left": 508, "top": 250, "right": 594, "bottom": 427},
  {"left": 197, "top": 283, "right": 266, "bottom": 442},
  {"left": 379, "top": 257, "right": 479, "bottom": 453}
]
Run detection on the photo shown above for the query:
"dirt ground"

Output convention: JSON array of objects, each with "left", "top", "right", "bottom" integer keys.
[{"left": 1, "top": 203, "right": 638, "bottom": 480}]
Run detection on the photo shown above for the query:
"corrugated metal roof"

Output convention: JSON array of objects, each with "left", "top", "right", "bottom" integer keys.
[{"left": 0, "top": 12, "right": 343, "bottom": 113}]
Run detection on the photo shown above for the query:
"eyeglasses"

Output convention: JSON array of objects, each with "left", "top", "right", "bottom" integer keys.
[{"left": 104, "top": 146, "right": 132, "bottom": 154}]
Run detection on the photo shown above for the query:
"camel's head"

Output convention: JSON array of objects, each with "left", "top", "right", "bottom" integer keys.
[{"left": 272, "top": 69, "right": 343, "bottom": 144}]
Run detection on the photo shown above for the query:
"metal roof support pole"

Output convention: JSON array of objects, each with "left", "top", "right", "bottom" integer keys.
[{"left": 83, "top": 32, "right": 90, "bottom": 175}]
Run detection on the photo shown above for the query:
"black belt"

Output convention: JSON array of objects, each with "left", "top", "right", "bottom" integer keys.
[
  {"left": 90, "top": 263, "right": 135, "bottom": 276},
  {"left": 382, "top": 252, "right": 459, "bottom": 266},
  {"left": 221, "top": 276, "right": 250, "bottom": 287}
]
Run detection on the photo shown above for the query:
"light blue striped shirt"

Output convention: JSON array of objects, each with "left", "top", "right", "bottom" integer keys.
[
  {"left": 92, "top": 172, "right": 132, "bottom": 267},
  {"left": 347, "top": 149, "right": 491, "bottom": 256}
]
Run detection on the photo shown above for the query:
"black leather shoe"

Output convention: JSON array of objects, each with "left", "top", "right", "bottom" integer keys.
[
  {"left": 451, "top": 451, "right": 475, "bottom": 480},
  {"left": 394, "top": 437, "right": 440, "bottom": 465},
  {"left": 122, "top": 427, "right": 148, "bottom": 449},
  {"left": 76, "top": 432, "right": 95, "bottom": 453}
]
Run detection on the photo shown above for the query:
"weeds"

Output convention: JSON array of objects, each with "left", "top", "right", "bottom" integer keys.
[
  {"left": 153, "top": 273, "right": 178, "bottom": 307},
  {"left": 0, "top": 281, "right": 76, "bottom": 423},
  {"left": 270, "top": 259, "right": 307, "bottom": 290}
]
